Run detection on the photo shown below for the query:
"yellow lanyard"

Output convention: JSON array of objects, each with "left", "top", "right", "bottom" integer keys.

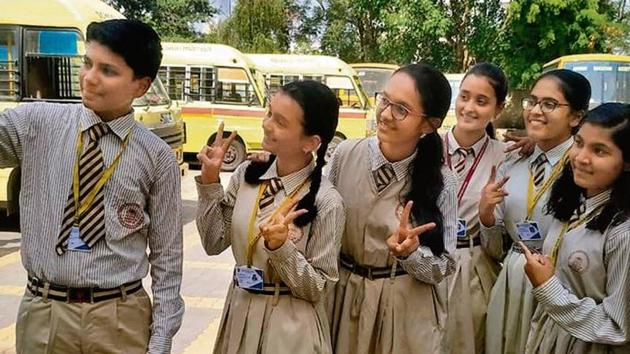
[
  {"left": 72, "top": 125, "right": 133, "bottom": 225},
  {"left": 526, "top": 150, "right": 570, "bottom": 220},
  {"left": 246, "top": 178, "right": 310, "bottom": 267},
  {"left": 549, "top": 205, "right": 605, "bottom": 266}
]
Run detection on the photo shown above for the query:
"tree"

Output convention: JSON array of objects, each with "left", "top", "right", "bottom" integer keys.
[
  {"left": 105, "top": 0, "right": 216, "bottom": 40},
  {"left": 499, "top": 0, "right": 621, "bottom": 88}
]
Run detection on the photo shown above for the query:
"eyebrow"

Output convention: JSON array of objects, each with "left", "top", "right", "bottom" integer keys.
[
  {"left": 382, "top": 90, "right": 413, "bottom": 110},
  {"left": 460, "top": 89, "right": 489, "bottom": 100}
]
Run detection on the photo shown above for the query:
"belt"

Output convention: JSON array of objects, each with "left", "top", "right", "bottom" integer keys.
[
  {"left": 27, "top": 275, "right": 143, "bottom": 303},
  {"left": 456, "top": 237, "right": 482, "bottom": 249},
  {"left": 511, "top": 242, "right": 542, "bottom": 254},
  {"left": 239, "top": 284, "right": 292, "bottom": 296},
  {"left": 339, "top": 254, "right": 407, "bottom": 280}
]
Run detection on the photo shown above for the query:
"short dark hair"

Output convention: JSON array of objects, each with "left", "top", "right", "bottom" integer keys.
[
  {"left": 547, "top": 103, "right": 630, "bottom": 232},
  {"left": 86, "top": 19, "right": 162, "bottom": 80}
]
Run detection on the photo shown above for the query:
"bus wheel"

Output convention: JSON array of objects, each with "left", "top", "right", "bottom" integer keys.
[
  {"left": 326, "top": 134, "right": 345, "bottom": 162},
  {"left": 222, "top": 140, "right": 246, "bottom": 172}
]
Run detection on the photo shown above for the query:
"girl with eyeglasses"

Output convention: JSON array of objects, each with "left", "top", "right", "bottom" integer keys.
[
  {"left": 521, "top": 102, "right": 630, "bottom": 354},
  {"left": 326, "top": 63, "right": 458, "bottom": 354},
  {"left": 479, "top": 69, "right": 591, "bottom": 354},
  {"left": 442, "top": 63, "right": 520, "bottom": 354},
  {"left": 196, "top": 81, "right": 345, "bottom": 353}
]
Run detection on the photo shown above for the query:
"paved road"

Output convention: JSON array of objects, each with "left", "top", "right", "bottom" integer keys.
[{"left": 0, "top": 171, "right": 236, "bottom": 354}]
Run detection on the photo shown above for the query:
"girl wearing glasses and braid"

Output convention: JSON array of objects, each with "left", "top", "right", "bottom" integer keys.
[
  {"left": 326, "top": 63, "right": 458, "bottom": 354},
  {"left": 479, "top": 69, "right": 591, "bottom": 354},
  {"left": 196, "top": 80, "right": 345, "bottom": 354},
  {"left": 522, "top": 102, "right": 630, "bottom": 354}
]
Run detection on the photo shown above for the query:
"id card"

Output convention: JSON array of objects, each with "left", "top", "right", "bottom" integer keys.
[
  {"left": 67, "top": 226, "right": 91, "bottom": 252},
  {"left": 516, "top": 221, "right": 542, "bottom": 241},
  {"left": 234, "top": 266, "right": 264, "bottom": 291},
  {"left": 457, "top": 219, "right": 467, "bottom": 238}
]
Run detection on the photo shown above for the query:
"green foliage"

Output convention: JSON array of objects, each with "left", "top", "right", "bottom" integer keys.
[{"left": 105, "top": 0, "right": 216, "bottom": 40}]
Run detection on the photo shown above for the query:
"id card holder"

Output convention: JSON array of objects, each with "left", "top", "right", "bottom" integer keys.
[
  {"left": 67, "top": 226, "right": 91, "bottom": 252},
  {"left": 457, "top": 219, "right": 467, "bottom": 238},
  {"left": 516, "top": 221, "right": 542, "bottom": 241},
  {"left": 234, "top": 265, "right": 264, "bottom": 291}
]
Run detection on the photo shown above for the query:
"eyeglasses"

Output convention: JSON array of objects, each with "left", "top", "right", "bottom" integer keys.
[
  {"left": 376, "top": 93, "right": 426, "bottom": 121},
  {"left": 521, "top": 97, "right": 570, "bottom": 113}
]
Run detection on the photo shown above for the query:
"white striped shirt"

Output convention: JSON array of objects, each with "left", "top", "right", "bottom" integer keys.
[
  {"left": 532, "top": 191, "right": 630, "bottom": 346},
  {"left": 196, "top": 159, "right": 345, "bottom": 302},
  {"left": 0, "top": 102, "right": 184, "bottom": 354}
]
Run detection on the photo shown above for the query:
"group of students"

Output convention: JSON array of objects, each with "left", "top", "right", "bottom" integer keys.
[
  {"left": 0, "top": 17, "right": 627, "bottom": 354},
  {"left": 195, "top": 57, "right": 630, "bottom": 354}
]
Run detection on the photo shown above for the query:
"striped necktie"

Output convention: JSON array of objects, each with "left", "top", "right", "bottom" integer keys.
[
  {"left": 259, "top": 177, "right": 283, "bottom": 213},
  {"left": 373, "top": 163, "right": 395, "bottom": 193},
  {"left": 56, "top": 123, "right": 109, "bottom": 255},
  {"left": 453, "top": 147, "right": 474, "bottom": 179},
  {"left": 531, "top": 153, "right": 548, "bottom": 189}
]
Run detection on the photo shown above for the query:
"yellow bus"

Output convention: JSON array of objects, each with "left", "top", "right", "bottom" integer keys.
[
  {"left": 0, "top": 0, "right": 187, "bottom": 228},
  {"left": 159, "top": 42, "right": 266, "bottom": 171},
  {"left": 543, "top": 54, "right": 630, "bottom": 106},
  {"left": 350, "top": 63, "right": 398, "bottom": 105},
  {"left": 247, "top": 54, "right": 373, "bottom": 155}
]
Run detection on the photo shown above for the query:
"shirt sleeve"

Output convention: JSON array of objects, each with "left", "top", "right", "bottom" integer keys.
[
  {"left": 325, "top": 142, "right": 342, "bottom": 186},
  {"left": 146, "top": 150, "right": 185, "bottom": 354},
  {"left": 195, "top": 162, "right": 247, "bottom": 255},
  {"left": 532, "top": 226, "right": 630, "bottom": 345},
  {"left": 0, "top": 104, "right": 33, "bottom": 167},
  {"left": 398, "top": 168, "right": 457, "bottom": 285},
  {"left": 265, "top": 188, "right": 345, "bottom": 303}
]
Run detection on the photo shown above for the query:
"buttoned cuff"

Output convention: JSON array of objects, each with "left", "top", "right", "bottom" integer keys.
[
  {"left": 147, "top": 335, "right": 172, "bottom": 354},
  {"left": 265, "top": 239, "right": 297, "bottom": 264},
  {"left": 195, "top": 176, "right": 224, "bottom": 200},
  {"left": 532, "top": 276, "right": 565, "bottom": 307}
]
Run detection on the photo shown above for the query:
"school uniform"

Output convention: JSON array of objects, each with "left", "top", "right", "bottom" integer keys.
[
  {"left": 525, "top": 190, "right": 630, "bottom": 354},
  {"left": 481, "top": 137, "right": 574, "bottom": 354},
  {"left": 196, "top": 159, "right": 345, "bottom": 354},
  {"left": 0, "top": 103, "right": 184, "bottom": 354},
  {"left": 326, "top": 137, "right": 458, "bottom": 354},
  {"left": 442, "top": 129, "right": 514, "bottom": 354}
]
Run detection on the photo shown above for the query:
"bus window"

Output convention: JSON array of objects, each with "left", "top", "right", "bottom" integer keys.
[
  {"left": 23, "top": 29, "right": 82, "bottom": 100},
  {"left": 327, "top": 75, "right": 362, "bottom": 108},
  {"left": 566, "top": 61, "right": 630, "bottom": 106},
  {"left": 356, "top": 69, "right": 393, "bottom": 100},
  {"left": 0, "top": 28, "right": 20, "bottom": 101},
  {"left": 158, "top": 66, "right": 186, "bottom": 101},
  {"left": 303, "top": 75, "right": 324, "bottom": 83},
  {"left": 216, "top": 67, "right": 257, "bottom": 105}
]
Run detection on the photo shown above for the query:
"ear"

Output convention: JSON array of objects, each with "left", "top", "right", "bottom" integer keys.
[
  {"left": 420, "top": 117, "right": 442, "bottom": 135},
  {"left": 132, "top": 77, "right": 152, "bottom": 99},
  {"left": 302, "top": 134, "right": 322, "bottom": 154},
  {"left": 569, "top": 110, "right": 585, "bottom": 129}
]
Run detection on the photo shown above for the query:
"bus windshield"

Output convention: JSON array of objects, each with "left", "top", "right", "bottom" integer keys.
[
  {"left": 133, "top": 78, "right": 171, "bottom": 106},
  {"left": 356, "top": 68, "right": 394, "bottom": 101},
  {"left": 564, "top": 61, "right": 630, "bottom": 105}
]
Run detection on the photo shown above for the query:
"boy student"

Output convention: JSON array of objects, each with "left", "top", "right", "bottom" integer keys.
[{"left": 0, "top": 19, "right": 183, "bottom": 354}]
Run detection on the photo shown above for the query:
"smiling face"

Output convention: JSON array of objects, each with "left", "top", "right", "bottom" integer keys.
[
  {"left": 455, "top": 74, "right": 503, "bottom": 134},
  {"left": 80, "top": 41, "right": 151, "bottom": 121},
  {"left": 570, "top": 122, "right": 625, "bottom": 196},
  {"left": 524, "top": 77, "right": 582, "bottom": 151}
]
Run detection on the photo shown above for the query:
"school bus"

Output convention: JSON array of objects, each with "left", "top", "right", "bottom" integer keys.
[
  {"left": 543, "top": 54, "right": 630, "bottom": 107},
  {"left": 247, "top": 54, "right": 373, "bottom": 155},
  {"left": 159, "top": 42, "right": 266, "bottom": 171},
  {"left": 0, "top": 0, "right": 187, "bottom": 228},
  {"left": 350, "top": 63, "right": 399, "bottom": 105}
]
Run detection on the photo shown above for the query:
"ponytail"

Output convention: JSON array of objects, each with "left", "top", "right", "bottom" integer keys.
[{"left": 294, "top": 142, "right": 327, "bottom": 226}]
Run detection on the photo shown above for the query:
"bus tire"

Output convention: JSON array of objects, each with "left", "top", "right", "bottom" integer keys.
[
  {"left": 208, "top": 133, "right": 247, "bottom": 172},
  {"left": 326, "top": 134, "right": 346, "bottom": 162}
]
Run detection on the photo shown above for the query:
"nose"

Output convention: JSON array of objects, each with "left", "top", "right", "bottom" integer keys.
[
  {"left": 378, "top": 103, "right": 394, "bottom": 122},
  {"left": 81, "top": 65, "right": 98, "bottom": 87}
]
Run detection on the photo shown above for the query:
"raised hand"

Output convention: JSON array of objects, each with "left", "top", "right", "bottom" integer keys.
[
  {"left": 260, "top": 198, "right": 308, "bottom": 251},
  {"left": 197, "top": 122, "right": 237, "bottom": 184},
  {"left": 520, "top": 241, "right": 554, "bottom": 287},
  {"left": 386, "top": 201, "right": 437, "bottom": 258},
  {"left": 503, "top": 130, "right": 535, "bottom": 157},
  {"left": 478, "top": 165, "right": 509, "bottom": 227}
]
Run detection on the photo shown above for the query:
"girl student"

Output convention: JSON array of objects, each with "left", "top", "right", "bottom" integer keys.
[
  {"left": 442, "top": 62, "right": 517, "bottom": 354},
  {"left": 326, "top": 63, "right": 458, "bottom": 354},
  {"left": 478, "top": 69, "right": 591, "bottom": 354},
  {"left": 522, "top": 103, "right": 630, "bottom": 354},
  {"left": 195, "top": 80, "right": 345, "bottom": 354}
]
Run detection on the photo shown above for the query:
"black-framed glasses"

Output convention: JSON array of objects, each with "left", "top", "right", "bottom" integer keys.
[
  {"left": 521, "top": 97, "right": 570, "bottom": 113},
  {"left": 376, "top": 92, "right": 426, "bottom": 121}
]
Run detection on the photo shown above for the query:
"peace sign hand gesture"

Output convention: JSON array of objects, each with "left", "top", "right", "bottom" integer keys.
[
  {"left": 386, "top": 201, "right": 437, "bottom": 258},
  {"left": 479, "top": 165, "right": 510, "bottom": 227},
  {"left": 197, "top": 122, "right": 237, "bottom": 184},
  {"left": 520, "top": 241, "right": 554, "bottom": 288},
  {"left": 260, "top": 198, "right": 308, "bottom": 251}
]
